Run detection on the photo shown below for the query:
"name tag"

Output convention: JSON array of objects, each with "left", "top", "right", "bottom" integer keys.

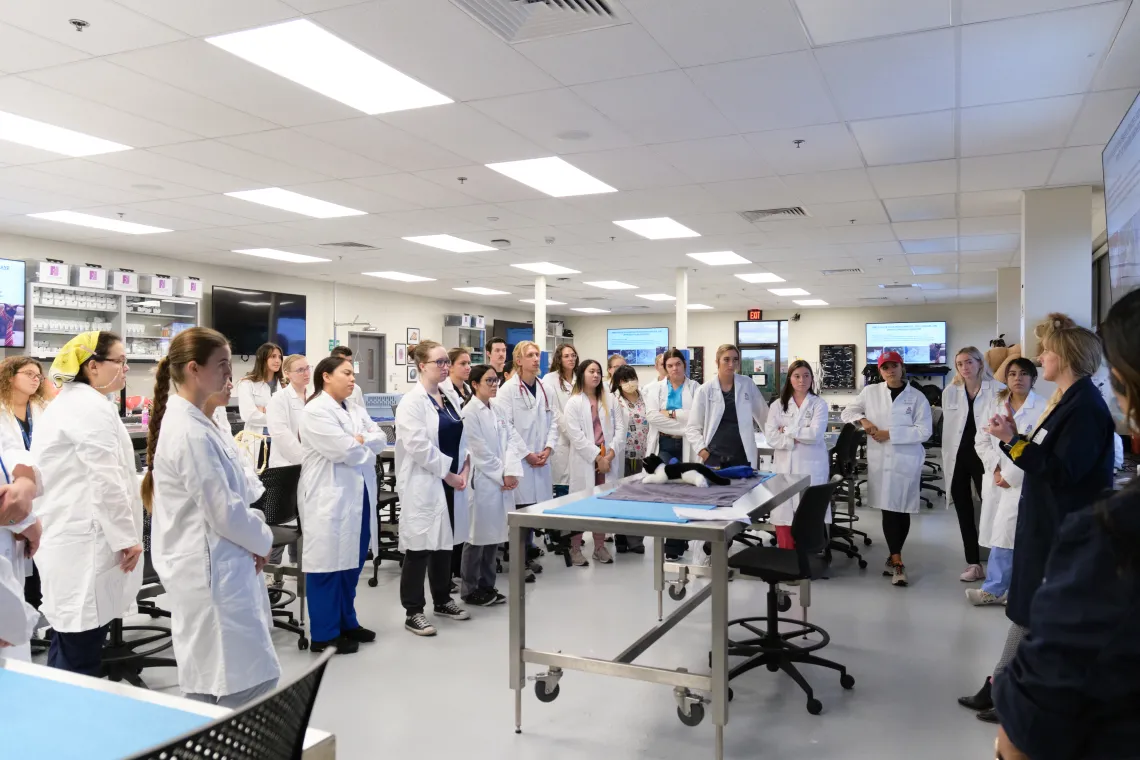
[
  {"left": 1035, "top": 427, "right": 1048, "bottom": 442},
  {"left": 905, "top": 406, "right": 912, "bottom": 415}
]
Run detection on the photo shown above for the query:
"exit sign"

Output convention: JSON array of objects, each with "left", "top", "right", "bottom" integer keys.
[
  {"left": 747, "top": 309, "right": 763, "bottom": 321},
  {"left": 328, "top": 339, "right": 336, "bottom": 351}
]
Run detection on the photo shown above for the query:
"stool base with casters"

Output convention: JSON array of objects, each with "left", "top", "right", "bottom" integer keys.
[{"left": 370, "top": 491, "right": 404, "bottom": 586}]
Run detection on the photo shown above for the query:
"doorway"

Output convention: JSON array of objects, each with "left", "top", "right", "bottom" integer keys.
[{"left": 348, "top": 332, "right": 386, "bottom": 395}]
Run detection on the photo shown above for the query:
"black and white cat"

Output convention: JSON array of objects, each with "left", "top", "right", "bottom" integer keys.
[{"left": 640, "top": 453, "right": 731, "bottom": 488}]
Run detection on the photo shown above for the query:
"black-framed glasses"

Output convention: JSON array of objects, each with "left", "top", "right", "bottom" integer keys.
[
  {"left": 16, "top": 370, "right": 42, "bottom": 382},
  {"left": 430, "top": 359, "right": 451, "bottom": 369}
]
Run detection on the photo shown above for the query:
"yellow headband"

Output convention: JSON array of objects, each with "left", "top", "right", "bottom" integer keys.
[{"left": 49, "top": 331, "right": 101, "bottom": 388}]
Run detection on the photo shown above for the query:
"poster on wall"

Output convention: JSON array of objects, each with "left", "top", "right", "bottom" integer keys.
[
  {"left": 394, "top": 343, "right": 407, "bottom": 365},
  {"left": 407, "top": 327, "right": 420, "bottom": 344},
  {"left": 407, "top": 364, "right": 418, "bottom": 383}
]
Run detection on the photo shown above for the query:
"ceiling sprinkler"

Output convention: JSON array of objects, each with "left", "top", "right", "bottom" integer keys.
[{"left": 69, "top": 19, "right": 89, "bottom": 32}]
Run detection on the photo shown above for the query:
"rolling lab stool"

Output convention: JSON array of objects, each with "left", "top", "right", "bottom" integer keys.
[{"left": 252, "top": 464, "right": 310, "bottom": 650}]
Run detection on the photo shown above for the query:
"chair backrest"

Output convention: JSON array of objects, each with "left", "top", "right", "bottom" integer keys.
[
  {"left": 790, "top": 479, "right": 843, "bottom": 572},
  {"left": 831, "top": 423, "right": 862, "bottom": 475},
  {"left": 124, "top": 648, "right": 335, "bottom": 760},
  {"left": 251, "top": 464, "right": 302, "bottom": 526}
]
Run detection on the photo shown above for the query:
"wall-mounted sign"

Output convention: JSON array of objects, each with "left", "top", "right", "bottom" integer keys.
[{"left": 746, "top": 308, "right": 763, "bottom": 321}]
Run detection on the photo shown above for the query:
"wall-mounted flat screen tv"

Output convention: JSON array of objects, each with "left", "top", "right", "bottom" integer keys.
[
  {"left": 0, "top": 258, "right": 26, "bottom": 348},
  {"left": 211, "top": 286, "right": 306, "bottom": 356},
  {"left": 866, "top": 321, "right": 947, "bottom": 365},
  {"left": 1104, "top": 89, "right": 1140, "bottom": 300},
  {"left": 607, "top": 327, "right": 669, "bottom": 366}
]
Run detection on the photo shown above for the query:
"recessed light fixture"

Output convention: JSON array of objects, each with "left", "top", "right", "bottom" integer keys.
[
  {"left": 571, "top": 307, "right": 610, "bottom": 314},
  {"left": 584, "top": 280, "right": 637, "bottom": 290},
  {"left": 454, "top": 286, "right": 509, "bottom": 296},
  {"left": 27, "top": 211, "right": 169, "bottom": 234},
  {"left": 794, "top": 299, "right": 828, "bottom": 306},
  {"left": 206, "top": 19, "right": 451, "bottom": 114},
  {"left": 769, "top": 287, "right": 810, "bottom": 296},
  {"left": 0, "top": 110, "right": 131, "bottom": 157},
  {"left": 687, "top": 303, "right": 714, "bottom": 310},
  {"left": 511, "top": 262, "right": 581, "bottom": 275},
  {"left": 486, "top": 157, "right": 616, "bottom": 198},
  {"left": 226, "top": 188, "right": 365, "bottom": 218},
  {"left": 234, "top": 248, "right": 330, "bottom": 263},
  {"left": 687, "top": 251, "right": 750, "bottom": 266},
  {"left": 404, "top": 235, "right": 496, "bottom": 253},
  {"left": 613, "top": 217, "right": 700, "bottom": 240},
  {"left": 636, "top": 293, "right": 676, "bottom": 301},
  {"left": 363, "top": 271, "right": 435, "bottom": 282},
  {"left": 520, "top": 298, "right": 566, "bottom": 305},
  {"left": 735, "top": 272, "right": 786, "bottom": 284}
]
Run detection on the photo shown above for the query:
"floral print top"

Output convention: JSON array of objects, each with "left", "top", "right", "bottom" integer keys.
[{"left": 619, "top": 394, "right": 650, "bottom": 460}]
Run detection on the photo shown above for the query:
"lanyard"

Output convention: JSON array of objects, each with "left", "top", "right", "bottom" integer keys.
[
  {"left": 0, "top": 455, "right": 9, "bottom": 485},
  {"left": 20, "top": 402, "right": 31, "bottom": 451}
]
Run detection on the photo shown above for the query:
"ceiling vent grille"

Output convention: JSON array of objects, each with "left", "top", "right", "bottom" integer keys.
[
  {"left": 319, "top": 241, "right": 378, "bottom": 250},
  {"left": 820, "top": 267, "right": 863, "bottom": 275},
  {"left": 878, "top": 283, "right": 919, "bottom": 289},
  {"left": 738, "top": 207, "right": 809, "bottom": 223},
  {"left": 858, "top": 296, "right": 889, "bottom": 301},
  {"left": 450, "top": 0, "right": 625, "bottom": 43}
]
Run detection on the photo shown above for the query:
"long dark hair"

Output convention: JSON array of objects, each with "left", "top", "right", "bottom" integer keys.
[
  {"left": 74, "top": 332, "right": 122, "bottom": 386},
  {"left": 244, "top": 342, "right": 284, "bottom": 385},
  {"left": 609, "top": 364, "right": 639, "bottom": 396},
  {"left": 308, "top": 356, "right": 352, "bottom": 403},
  {"left": 779, "top": 359, "right": 816, "bottom": 412},
  {"left": 572, "top": 358, "right": 608, "bottom": 412},
  {"left": 997, "top": 357, "right": 1038, "bottom": 402},
  {"left": 550, "top": 343, "right": 578, "bottom": 387}
]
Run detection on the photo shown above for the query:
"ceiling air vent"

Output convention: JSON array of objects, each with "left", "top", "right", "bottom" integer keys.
[
  {"left": 878, "top": 283, "right": 919, "bottom": 289},
  {"left": 820, "top": 267, "right": 863, "bottom": 275},
  {"left": 858, "top": 297, "right": 889, "bottom": 301},
  {"left": 738, "top": 207, "right": 809, "bottom": 223},
  {"left": 319, "top": 241, "right": 378, "bottom": 250},
  {"left": 450, "top": 0, "right": 625, "bottom": 43}
]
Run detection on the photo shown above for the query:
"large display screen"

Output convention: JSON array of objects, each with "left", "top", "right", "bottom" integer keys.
[
  {"left": 1104, "top": 89, "right": 1140, "bottom": 299},
  {"left": 0, "top": 258, "right": 25, "bottom": 348},
  {"left": 212, "top": 286, "right": 306, "bottom": 356},
  {"left": 866, "top": 321, "right": 947, "bottom": 365},
  {"left": 607, "top": 327, "right": 669, "bottom": 366}
]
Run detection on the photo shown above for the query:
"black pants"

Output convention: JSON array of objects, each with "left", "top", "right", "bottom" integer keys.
[
  {"left": 24, "top": 561, "right": 41, "bottom": 609},
  {"left": 950, "top": 447, "right": 984, "bottom": 565},
  {"left": 659, "top": 436, "right": 689, "bottom": 557},
  {"left": 400, "top": 484, "right": 456, "bottom": 615},
  {"left": 47, "top": 624, "right": 109, "bottom": 677},
  {"left": 881, "top": 511, "right": 911, "bottom": 557},
  {"left": 615, "top": 458, "right": 645, "bottom": 550}
]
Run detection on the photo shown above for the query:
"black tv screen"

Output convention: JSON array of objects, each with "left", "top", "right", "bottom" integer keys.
[{"left": 211, "top": 286, "right": 306, "bottom": 357}]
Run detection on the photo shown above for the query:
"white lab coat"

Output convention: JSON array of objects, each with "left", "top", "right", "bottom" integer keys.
[
  {"left": 211, "top": 406, "right": 232, "bottom": 436},
  {"left": 440, "top": 377, "right": 473, "bottom": 409},
  {"left": 266, "top": 385, "right": 307, "bottom": 468},
  {"left": 348, "top": 383, "right": 365, "bottom": 411},
  {"left": 0, "top": 449, "right": 42, "bottom": 661},
  {"left": 460, "top": 398, "right": 527, "bottom": 546},
  {"left": 841, "top": 383, "right": 933, "bottom": 514},
  {"left": 974, "top": 390, "right": 1044, "bottom": 550},
  {"left": 150, "top": 396, "right": 279, "bottom": 698},
  {"left": 764, "top": 394, "right": 831, "bottom": 526},
  {"left": 0, "top": 403, "right": 43, "bottom": 457},
  {"left": 493, "top": 374, "right": 559, "bottom": 505},
  {"left": 395, "top": 383, "right": 470, "bottom": 552},
  {"left": 562, "top": 393, "right": 624, "bottom": 493},
  {"left": 32, "top": 383, "right": 143, "bottom": 632},
  {"left": 299, "top": 392, "right": 384, "bottom": 573},
  {"left": 686, "top": 376, "right": 769, "bottom": 469},
  {"left": 941, "top": 378, "right": 1003, "bottom": 500},
  {"left": 645, "top": 377, "right": 701, "bottom": 462},
  {"left": 0, "top": 553, "right": 37, "bottom": 658},
  {"left": 541, "top": 372, "right": 575, "bottom": 486},
  {"left": 237, "top": 378, "right": 275, "bottom": 435}
]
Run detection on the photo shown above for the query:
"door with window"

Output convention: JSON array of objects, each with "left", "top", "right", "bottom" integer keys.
[
  {"left": 735, "top": 320, "right": 790, "bottom": 401},
  {"left": 348, "top": 332, "right": 385, "bottom": 395}
]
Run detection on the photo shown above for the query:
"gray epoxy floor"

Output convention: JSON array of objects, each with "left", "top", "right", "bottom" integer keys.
[{"left": 95, "top": 501, "right": 1007, "bottom": 760}]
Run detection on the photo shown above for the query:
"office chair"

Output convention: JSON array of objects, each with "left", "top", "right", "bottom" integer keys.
[
  {"left": 251, "top": 464, "right": 309, "bottom": 650},
  {"left": 369, "top": 490, "right": 404, "bottom": 585},
  {"left": 921, "top": 415, "right": 945, "bottom": 508},
  {"left": 724, "top": 480, "right": 855, "bottom": 715},
  {"left": 124, "top": 648, "right": 335, "bottom": 760},
  {"left": 825, "top": 425, "right": 869, "bottom": 568}
]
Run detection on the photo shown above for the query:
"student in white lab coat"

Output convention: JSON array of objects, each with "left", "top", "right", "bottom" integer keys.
[
  {"left": 487, "top": 337, "right": 508, "bottom": 382},
  {"left": 0, "top": 449, "right": 43, "bottom": 661},
  {"left": 299, "top": 355, "right": 386, "bottom": 653},
  {"left": 329, "top": 346, "right": 365, "bottom": 410},
  {"left": 562, "top": 359, "right": 623, "bottom": 567},
  {"left": 396, "top": 341, "right": 472, "bottom": 636},
  {"left": 442, "top": 348, "right": 474, "bottom": 408},
  {"left": 764, "top": 360, "right": 831, "bottom": 549},
  {"left": 969, "top": 358, "right": 1042, "bottom": 606},
  {"left": 687, "top": 344, "right": 769, "bottom": 470},
  {"left": 263, "top": 354, "right": 310, "bottom": 572},
  {"left": 542, "top": 343, "right": 578, "bottom": 502},
  {"left": 493, "top": 340, "right": 559, "bottom": 583},
  {"left": 33, "top": 331, "right": 143, "bottom": 676},
  {"left": 606, "top": 353, "right": 627, "bottom": 385},
  {"left": 647, "top": 348, "right": 701, "bottom": 464},
  {"left": 610, "top": 364, "right": 650, "bottom": 554},
  {"left": 142, "top": 327, "right": 279, "bottom": 706},
  {"left": 237, "top": 341, "right": 283, "bottom": 439},
  {"left": 840, "top": 351, "right": 933, "bottom": 587},
  {"left": 459, "top": 364, "right": 527, "bottom": 606},
  {"left": 942, "top": 346, "right": 1002, "bottom": 583}
]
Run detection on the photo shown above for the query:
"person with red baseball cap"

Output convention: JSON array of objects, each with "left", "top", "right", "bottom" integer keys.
[{"left": 840, "top": 351, "right": 933, "bottom": 586}]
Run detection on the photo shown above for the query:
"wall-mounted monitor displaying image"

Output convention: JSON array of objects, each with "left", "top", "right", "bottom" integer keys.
[
  {"left": 1104, "top": 88, "right": 1140, "bottom": 300},
  {"left": 211, "top": 286, "right": 307, "bottom": 356},
  {"left": 607, "top": 327, "right": 668, "bottom": 366},
  {"left": 0, "top": 258, "right": 26, "bottom": 348},
  {"left": 866, "top": 321, "right": 947, "bottom": 365}
]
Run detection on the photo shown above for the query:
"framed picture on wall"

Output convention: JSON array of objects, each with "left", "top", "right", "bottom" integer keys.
[
  {"left": 407, "top": 364, "right": 418, "bottom": 382},
  {"left": 407, "top": 327, "right": 420, "bottom": 344},
  {"left": 394, "top": 343, "right": 407, "bottom": 365}
]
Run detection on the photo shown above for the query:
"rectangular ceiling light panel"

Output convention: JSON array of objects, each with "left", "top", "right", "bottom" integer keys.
[
  {"left": 235, "top": 247, "right": 330, "bottom": 263},
  {"left": 455, "top": 286, "right": 509, "bottom": 295},
  {"left": 28, "top": 211, "right": 169, "bottom": 234},
  {"left": 487, "top": 157, "right": 616, "bottom": 198},
  {"left": 511, "top": 262, "right": 581, "bottom": 275},
  {"left": 636, "top": 293, "right": 676, "bottom": 301},
  {"left": 735, "top": 272, "right": 785, "bottom": 283},
  {"left": 364, "top": 271, "right": 435, "bottom": 282},
  {"left": 687, "top": 251, "right": 750, "bottom": 266},
  {"left": 794, "top": 299, "right": 828, "bottom": 306},
  {"left": 769, "top": 287, "right": 810, "bottom": 296},
  {"left": 572, "top": 307, "right": 610, "bottom": 313},
  {"left": 520, "top": 298, "right": 566, "bottom": 305},
  {"left": 226, "top": 188, "right": 366, "bottom": 218},
  {"left": 404, "top": 234, "right": 496, "bottom": 253},
  {"left": 584, "top": 280, "right": 637, "bottom": 290},
  {"left": 0, "top": 111, "right": 131, "bottom": 157},
  {"left": 613, "top": 217, "right": 700, "bottom": 240}
]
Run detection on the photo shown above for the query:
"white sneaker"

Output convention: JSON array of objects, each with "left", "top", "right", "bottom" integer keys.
[{"left": 965, "top": 588, "right": 1005, "bottom": 606}]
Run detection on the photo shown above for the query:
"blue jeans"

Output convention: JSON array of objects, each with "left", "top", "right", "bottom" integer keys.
[{"left": 982, "top": 546, "right": 1014, "bottom": 597}]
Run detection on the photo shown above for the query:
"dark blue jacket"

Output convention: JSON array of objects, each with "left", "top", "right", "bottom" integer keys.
[
  {"left": 1005, "top": 376, "right": 1115, "bottom": 626},
  {"left": 993, "top": 484, "right": 1140, "bottom": 759}
]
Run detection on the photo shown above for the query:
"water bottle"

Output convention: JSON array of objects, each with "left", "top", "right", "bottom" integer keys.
[{"left": 140, "top": 403, "right": 150, "bottom": 427}]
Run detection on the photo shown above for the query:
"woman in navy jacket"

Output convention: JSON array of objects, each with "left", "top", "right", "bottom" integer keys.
[{"left": 993, "top": 290, "right": 1140, "bottom": 759}]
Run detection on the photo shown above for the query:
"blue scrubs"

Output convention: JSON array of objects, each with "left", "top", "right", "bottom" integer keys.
[{"left": 306, "top": 486, "right": 371, "bottom": 643}]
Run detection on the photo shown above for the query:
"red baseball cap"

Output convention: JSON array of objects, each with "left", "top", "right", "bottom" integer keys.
[{"left": 877, "top": 351, "right": 904, "bottom": 367}]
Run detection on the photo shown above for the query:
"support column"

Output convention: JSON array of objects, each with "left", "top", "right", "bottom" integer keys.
[
  {"left": 534, "top": 275, "right": 546, "bottom": 350},
  {"left": 1021, "top": 186, "right": 1093, "bottom": 350},
  {"left": 996, "top": 267, "right": 1021, "bottom": 343},
  {"left": 675, "top": 268, "right": 688, "bottom": 350}
]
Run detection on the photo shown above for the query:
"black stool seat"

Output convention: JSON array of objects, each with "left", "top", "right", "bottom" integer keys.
[
  {"left": 270, "top": 524, "right": 301, "bottom": 545},
  {"left": 729, "top": 545, "right": 829, "bottom": 583}
]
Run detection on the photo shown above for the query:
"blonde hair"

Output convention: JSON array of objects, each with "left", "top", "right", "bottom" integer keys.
[
  {"left": 512, "top": 340, "right": 540, "bottom": 365},
  {"left": 716, "top": 344, "right": 741, "bottom": 362},
  {"left": 282, "top": 354, "right": 307, "bottom": 373},
  {"left": 950, "top": 346, "right": 994, "bottom": 385},
  {"left": 1042, "top": 325, "right": 1103, "bottom": 405}
]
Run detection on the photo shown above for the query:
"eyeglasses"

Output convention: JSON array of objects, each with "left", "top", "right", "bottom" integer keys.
[
  {"left": 482, "top": 377, "right": 501, "bottom": 387},
  {"left": 429, "top": 359, "right": 451, "bottom": 369},
  {"left": 100, "top": 356, "right": 129, "bottom": 367},
  {"left": 16, "top": 370, "right": 42, "bottom": 383},
  {"left": 290, "top": 366, "right": 312, "bottom": 374}
]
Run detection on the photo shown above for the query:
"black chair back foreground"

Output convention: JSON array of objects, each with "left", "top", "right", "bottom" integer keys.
[
  {"left": 831, "top": 423, "right": 862, "bottom": 476},
  {"left": 252, "top": 465, "right": 303, "bottom": 526},
  {"left": 124, "top": 648, "right": 335, "bottom": 760},
  {"left": 789, "top": 479, "right": 840, "bottom": 574}
]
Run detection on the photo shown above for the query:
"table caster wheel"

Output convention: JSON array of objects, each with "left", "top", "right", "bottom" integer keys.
[
  {"left": 677, "top": 703, "right": 704, "bottom": 727},
  {"left": 535, "top": 681, "right": 560, "bottom": 703},
  {"left": 298, "top": 637, "right": 309, "bottom": 651},
  {"left": 807, "top": 698, "right": 823, "bottom": 715},
  {"left": 840, "top": 674, "right": 855, "bottom": 690},
  {"left": 863, "top": 537, "right": 873, "bottom": 546},
  {"left": 368, "top": 577, "right": 378, "bottom": 587},
  {"left": 858, "top": 559, "right": 868, "bottom": 569},
  {"left": 668, "top": 585, "right": 687, "bottom": 601},
  {"left": 777, "top": 593, "right": 792, "bottom": 613},
  {"left": 766, "top": 663, "right": 780, "bottom": 672},
  {"left": 728, "top": 688, "right": 734, "bottom": 702}
]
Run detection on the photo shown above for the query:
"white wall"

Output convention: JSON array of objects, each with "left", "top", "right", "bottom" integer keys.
[
  {"left": 565, "top": 301, "right": 997, "bottom": 404},
  {"left": 0, "top": 233, "right": 534, "bottom": 399}
]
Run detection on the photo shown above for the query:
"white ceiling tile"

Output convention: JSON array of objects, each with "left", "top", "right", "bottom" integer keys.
[
  {"left": 0, "top": 181, "right": 107, "bottom": 212},
  {"left": 380, "top": 103, "right": 546, "bottom": 165},
  {"left": 961, "top": 250, "right": 1019, "bottom": 266},
  {"left": 959, "top": 189, "right": 1025, "bottom": 217},
  {"left": 670, "top": 212, "right": 759, "bottom": 236},
  {"left": 572, "top": 70, "right": 735, "bottom": 143},
  {"left": 23, "top": 59, "right": 278, "bottom": 139},
  {"left": 868, "top": 160, "right": 958, "bottom": 198},
  {"left": 744, "top": 123, "right": 864, "bottom": 175},
  {"left": 687, "top": 51, "right": 839, "bottom": 133},
  {"left": 649, "top": 136, "right": 774, "bottom": 183},
  {"left": 0, "top": 141, "right": 66, "bottom": 167},
  {"left": 960, "top": 95, "right": 1083, "bottom": 156},
  {"left": 87, "top": 150, "right": 253, "bottom": 193},
  {"left": 906, "top": 252, "right": 958, "bottom": 267},
  {"left": 413, "top": 165, "right": 548, "bottom": 204},
  {"left": 495, "top": 199, "right": 604, "bottom": 226},
  {"left": 349, "top": 173, "right": 475, "bottom": 208},
  {"left": 1048, "top": 144, "right": 1106, "bottom": 185},
  {"left": 568, "top": 185, "right": 722, "bottom": 219},
  {"left": 1068, "top": 89, "right": 1139, "bottom": 145},
  {"left": 884, "top": 194, "right": 958, "bottom": 222},
  {"left": 513, "top": 23, "right": 676, "bottom": 86},
  {"left": 280, "top": 0, "right": 370, "bottom": 12},
  {"left": 960, "top": 215, "right": 1022, "bottom": 235},
  {"left": 962, "top": 0, "right": 1111, "bottom": 24},
  {"left": 824, "top": 223, "right": 897, "bottom": 244},
  {"left": 625, "top": 0, "right": 809, "bottom": 67},
  {"left": 314, "top": 0, "right": 557, "bottom": 102},
  {"left": 0, "top": 0, "right": 186, "bottom": 56},
  {"left": 281, "top": 180, "right": 419, "bottom": 213},
  {"left": 961, "top": 2, "right": 1128, "bottom": 106},
  {"left": 901, "top": 237, "right": 958, "bottom": 254},
  {"left": 1092, "top": 1, "right": 1140, "bottom": 90},
  {"left": 0, "top": 166, "right": 151, "bottom": 205},
  {"left": 960, "top": 234, "right": 1021, "bottom": 251},
  {"left": 910, "top": 264, "right": 956, "bottom": 275},
  {"left": 114, "top": 0, "right": 299, "bottom": 36},
  {"left": 841, "top": 241, "right": 905, "bottom": 257},
  {"left": 116, "top": 199, "right": 262, "bottom": 227},
  {"left": 781, "top": 169, "right": 876, "bottom": 203},
  {"left": 72, "top": 204, "right": 210, "bottom": 231},
  {"left": 28, "top": 159, "right": 207, "bottom": 200},
  {"left": 153, "top": 140, "right": 331, "bottom": 187},
  {"left": 0, "top": 22, "right": 88, "bottom": 74},
  {"left": 849, "top": 111, "right": 956, "bottom": 166},
  {"left": 892, "top": 219, "right": 958, "bottom": 239},
  {"left": 558, "top": 147, "right": 689, "bottom": 191},
  {"left": 815, "top": 29, "right": 956, "bottom": 120},
  {"left": 794, "top": 0, "right": 950, "bottom": 45},
  {"left": 172, "top": 195, "right": 305, "bottom": 224},
  {"left": 468, "top": 89, "right": 637, "bottom": 155},
  {"left": 806, "top": 200, "right": 889, "bottom": 226},
  {"left": 295, "top": 118, "right": 468, "bottom": 172},
  {"left": 959, "top": 150, "right": 1058, "bottom": 191},
  {"left": 220, "top": 130, "right": 396, "bottom": 180}
]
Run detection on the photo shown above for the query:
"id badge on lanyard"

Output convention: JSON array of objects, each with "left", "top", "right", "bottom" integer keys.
[{"left": 20, "top": 402, "right": 30, "bottom": 451}]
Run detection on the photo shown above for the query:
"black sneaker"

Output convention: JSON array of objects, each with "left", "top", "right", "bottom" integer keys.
[
  {"left": 525, "top": 570, "right": 536, "bottom": 584},
  {"left": 405, "top": 613, "right": 437, "bottom": 637},
  {"left": 463, "top": 590, "right": 497, "bottom": 607},
  {"left": 490, "top": 590, "right": 507, "bottom": 605},
  {"left": 976, "top": 708, "right": 999, "bottom": 724},
  {"left": 958, "top": 678, "right": 993, "bottom": 711},
  {"left": 341, "top": 626, "right": 376, "bottom": 643},
  {"left": 527, "top": 559, "right": 543, "bottom": 574},
  {"left": 311, "top": 637, "right": 358, "bottom": 654},
  {"left": 433, "top": 601, "right": 471, "bottom": 620},
  {"left": 616, "top": 544, "right": 629, "bottom": 554},
  {"left": 631, "top": 545, "right": 646, "bottom": 555}
]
